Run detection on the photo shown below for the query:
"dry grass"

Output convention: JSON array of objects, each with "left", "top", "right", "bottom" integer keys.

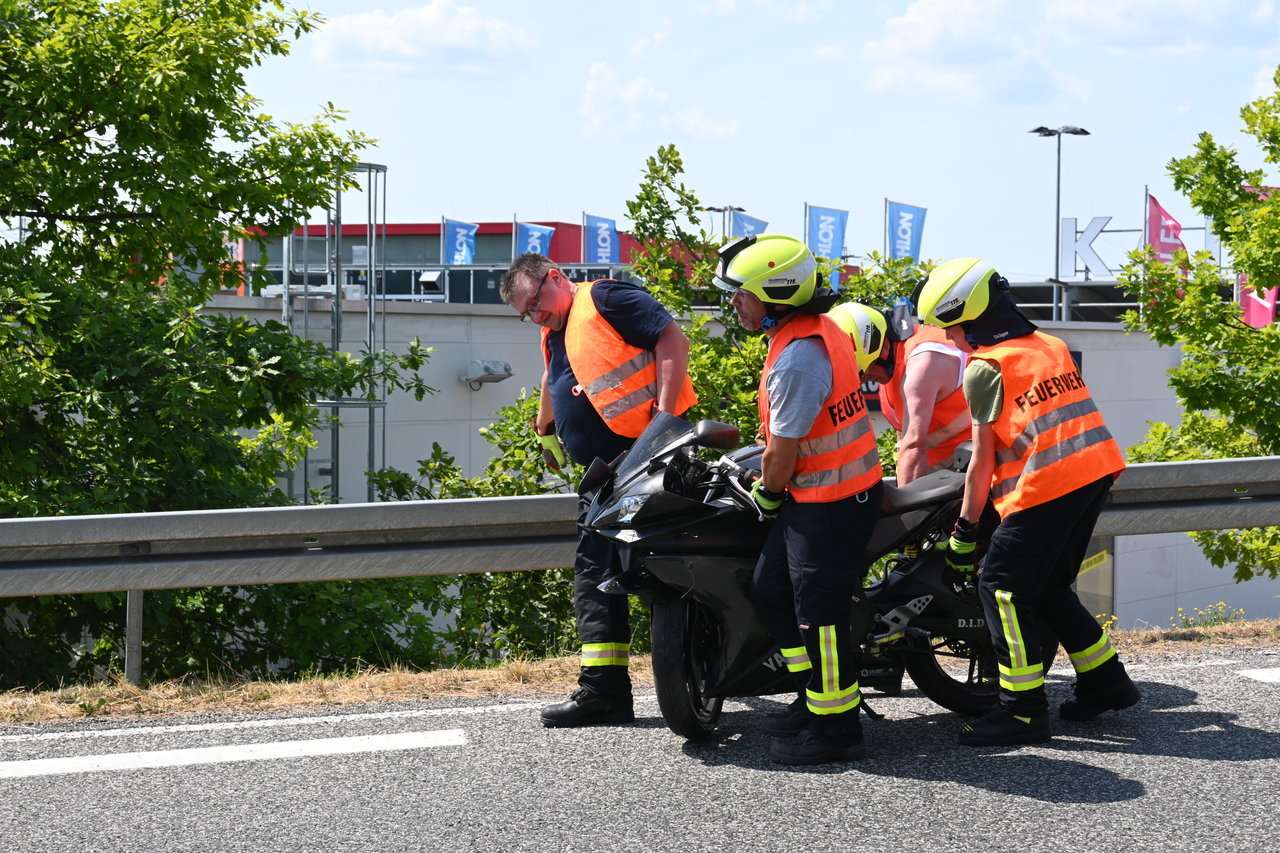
[
  {"left": 2, "top": 619, "right": 1276, "bottom": 727},
  {"left": 1115, "top": 615, "right": 1280, "bottom": 651},
  {"left": 0, "top": 655, "right": 655, "bottom": 727}
]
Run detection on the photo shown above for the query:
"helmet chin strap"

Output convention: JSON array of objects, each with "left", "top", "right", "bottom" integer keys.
[{"left": 761, "top": 303, "right": 794, "bottom": 330}]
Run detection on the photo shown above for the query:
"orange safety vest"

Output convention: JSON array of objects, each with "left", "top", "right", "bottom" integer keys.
[
  {"left": 877, "top": 326, "right": 971, "bottom": 471},
  {"left": 759, "top": 314, "right": 883, "bottom": 503},
  {"left": 541, "top": 281, "right": 697, "bottom": 438},
  {"left": 978, "top": 331, "right": 1126, "bottom": 517}
]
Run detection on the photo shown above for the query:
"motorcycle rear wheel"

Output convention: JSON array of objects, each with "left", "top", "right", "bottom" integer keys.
[
  {"left": 901, "top": 633, "right": 999, "bottom": 717},
  {"left": 650, "top": 598, "right": 724, "bottom": 740}
]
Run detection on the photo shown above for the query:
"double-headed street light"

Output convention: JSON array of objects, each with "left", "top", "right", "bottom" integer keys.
[
  {"left": 702, "top": 205, "right": 745, "bottom": 238},
  {"left": 1030, "top": 125, "right": 1090, "bottom": 320}
]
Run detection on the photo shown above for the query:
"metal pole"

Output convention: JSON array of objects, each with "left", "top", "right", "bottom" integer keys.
[
  {"left": 1054, "top": 131, "right": 1063, "bottom": 321},
  {"left": 331, "top": 179, "right": 342, "bottom": 502},
  {"left": 366, "top": 168, "right": 377, "bottom": 503},
  {"left": 124, "top": 589, "right": 143, "bottom": 684}
]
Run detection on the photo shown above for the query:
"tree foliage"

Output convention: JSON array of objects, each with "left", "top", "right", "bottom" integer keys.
[
  {"left": 1118, "top": 66, "right": 1280, "bottom": 580},
  {"left": 0, "top": 1, "right": 435, "bottom": 687},
  {"left": 624, "top": 144, "right": 930, "bottom": 448},
  {"left": 360, "top": 144, "right": 936, "bottom": 672}
]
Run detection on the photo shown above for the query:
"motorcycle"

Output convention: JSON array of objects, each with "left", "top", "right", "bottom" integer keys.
[{"left": 581, "top": 411, "right": 999, "bottom": 740}]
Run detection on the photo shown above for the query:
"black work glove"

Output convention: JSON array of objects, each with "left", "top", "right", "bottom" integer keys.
[{"left": 943, "top": 517, "right": 978, "bottom": 574}]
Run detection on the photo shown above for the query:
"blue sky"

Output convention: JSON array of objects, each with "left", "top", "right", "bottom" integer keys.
[{"left": 247, "top": 0, "right": 1280, "bottom": 281}]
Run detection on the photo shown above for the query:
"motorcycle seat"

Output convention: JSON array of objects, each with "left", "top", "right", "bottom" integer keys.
[{"left": 880, "top": 469, "right": 965, "bottom": 514}]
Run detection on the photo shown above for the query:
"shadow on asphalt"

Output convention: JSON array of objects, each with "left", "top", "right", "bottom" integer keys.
[{"left": 674, "top": 678, "right": 1279, "bottom": 801}]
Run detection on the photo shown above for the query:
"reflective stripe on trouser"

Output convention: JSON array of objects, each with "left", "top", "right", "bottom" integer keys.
[
  {"left": 805, "top": 624, "right": 861, "bottom": 716},
  {"left": 980, "top": 476, "right": 1118, "bottom": 715},
  {"left": 574, "top": 490, "right": 631, "bottom": 695},
  {"left": 580, "top": 642, "right": 629, "bottom": 667},
  {"left": 993, "top": 589, "right": 1046, "bottom": 694},
  {"left": 750, "top": 486, "right": 882, "bottom": 688},
  {"left": 1068, "top": 632, "right": 1117, "bottom": 674},
  {"left": 781, "top": 645, "right": 812, "bottom": 673}
]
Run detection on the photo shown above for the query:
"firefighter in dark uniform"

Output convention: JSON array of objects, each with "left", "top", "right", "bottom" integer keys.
[
  {"left": 501, "top": 253, "right": 697, "bottom": 727},
  {"left": 914, "top": 257, "right": 1141, "bottom": 746},
  {"left": 714, "top": 234, "right": 884, "bottom": 765}
]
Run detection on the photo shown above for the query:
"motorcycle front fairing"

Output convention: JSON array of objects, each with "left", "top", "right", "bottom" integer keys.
[{"left": 582, "top": 413, "right": 786, "bottom": 698}]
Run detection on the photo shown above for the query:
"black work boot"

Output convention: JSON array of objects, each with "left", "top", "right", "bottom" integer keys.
[
  {"left": 540, "top": 687, "right": 634, "bottom": 728},
  {"left": 770, "top": 713, "right": 865, "bottom": 765},
  {"left": 761, "top": 696, "right": 808, "bottom": 737},
  {"left": 1060, "top": 670, "right": 1142, "bottom": 721},
  {"left": 959, "top": 707, "right": 1051, "bottom": 746}
]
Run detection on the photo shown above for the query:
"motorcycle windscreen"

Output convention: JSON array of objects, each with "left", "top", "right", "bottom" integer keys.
[{"left": 613, "top": 411, "right": 696, "bottom": 487}]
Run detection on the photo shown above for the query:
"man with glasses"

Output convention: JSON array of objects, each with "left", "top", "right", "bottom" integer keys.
[{"left": 500, "top": 252, "right": 697, "bottom": 727}]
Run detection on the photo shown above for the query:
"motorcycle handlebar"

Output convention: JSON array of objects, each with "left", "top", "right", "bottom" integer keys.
[{"left": 712, "top": 456, "right": 766, "bottom": 520}]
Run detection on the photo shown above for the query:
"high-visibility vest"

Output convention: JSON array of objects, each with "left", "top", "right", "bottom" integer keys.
[
  {"left": 877, "top": 325, "right": 971, "bottom": 471},
  {"left": 759, "top": 313, "right": 883, "bottom": 503},
  {"left": 541, "top": 281, "right": 697, "bottom": 437},
  {"left": 978, "top": 331, "right": 1125, "bottom": 517}
]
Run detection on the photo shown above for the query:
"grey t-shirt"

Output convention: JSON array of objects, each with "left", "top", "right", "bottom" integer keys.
[{"left": 766, "top": 337, "right": 833, "bottom": 439}]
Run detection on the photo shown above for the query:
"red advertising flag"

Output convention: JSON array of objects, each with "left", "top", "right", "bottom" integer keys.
[
  {"left": 1239, "top": 273, "right": 1279, "bottom": 328},
  {"left": 1147, "top": 194, "right": 1187, "bottom": 263}
]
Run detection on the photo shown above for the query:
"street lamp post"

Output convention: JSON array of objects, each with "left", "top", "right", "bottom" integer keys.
[
  {"left": 702, "top": 205, "right": 745, "bottom": 238},
  {"left": 1030, "top": 125, "right": 1090, "bottom": 320}
]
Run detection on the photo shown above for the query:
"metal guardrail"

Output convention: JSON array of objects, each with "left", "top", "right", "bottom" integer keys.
[
  {"left": 1093, "top": 456, "right": 1280, "bottom": 536},
  {"left": 0, "top": 494, "right": 579, "bottom": 598},
  {"left": 2, "top": 457, "right": 1279, "bottom": 682},
  {"left": 3, "top": 458, "right": 1278, "bottom": 599}
]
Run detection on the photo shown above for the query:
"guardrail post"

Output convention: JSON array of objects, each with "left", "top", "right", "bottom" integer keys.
[{"left": 124, "top": 589, "right": 143, "bottom": 685}]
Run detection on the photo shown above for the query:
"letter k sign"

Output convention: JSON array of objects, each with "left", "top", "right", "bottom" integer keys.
[{"left": 1059, "top": 217, "right": 1111, "bottom": 279}]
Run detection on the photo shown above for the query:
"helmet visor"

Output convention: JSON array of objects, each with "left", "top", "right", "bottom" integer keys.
[{"left": 712, "top": 274, "right": 741, "bottom": 295}]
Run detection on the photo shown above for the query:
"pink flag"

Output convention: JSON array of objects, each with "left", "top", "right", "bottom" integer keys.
[
  {"left": 1240, "top": 273, "right": 1279, "bottom": 328},
  {"left": 1147, "top": 194, "right": 1187, "bottom": 264}
]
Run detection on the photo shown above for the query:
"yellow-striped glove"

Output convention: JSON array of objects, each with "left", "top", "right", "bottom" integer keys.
[
  {"left": 944, "top": 517, "right": 978, "bottom": 574},
  {"left": 750, "top": 480, "right": 784, "bottom": 520},
  {"left": 532, "top": 419, "right": 567, "bottom": 472}
]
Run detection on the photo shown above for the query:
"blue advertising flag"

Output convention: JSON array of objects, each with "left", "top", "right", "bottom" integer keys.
[
  {"left": 730, "top": 211, "right": 768, "bottom": 238},
  {"left": 584, "top": 214, "right": 619, "bottom": 264},
  {"left": 886, "top": 201, "right": 927, "bottom": 260},
  {"left": 806, "top": 205, "right": 848, "bottom": 260},
  {"left": 517, "top": 222, "right": 556, "bottom": 256},
  {"left": 444, "top": 219, "right": 478, "bottom": 265}
]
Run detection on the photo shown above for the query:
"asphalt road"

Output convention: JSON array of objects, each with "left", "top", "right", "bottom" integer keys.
[{"left": 2, "top": 646, "right": 1278, "bottom": 853}]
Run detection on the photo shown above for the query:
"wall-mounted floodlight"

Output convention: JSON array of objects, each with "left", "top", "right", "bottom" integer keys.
[
  {"left": 418, "top": 269, "right": 443, "bottom": 294},
  {"left": 461, "top": 359, "right": 513, "bottom": 390}
]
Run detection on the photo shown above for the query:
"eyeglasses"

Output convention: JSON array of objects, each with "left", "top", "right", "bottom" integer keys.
[{"left": 518, "top": 271, "right": 552, "bottom": 323}]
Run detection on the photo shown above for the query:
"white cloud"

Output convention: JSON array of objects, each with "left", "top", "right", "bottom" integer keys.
[
  {"left": 861, "top": 0, "right": 1280, "bottom": 103},
  {"left": 631, "top": 19, "right": 675, "bottom": 57},
  {"left": 579, "top": 62, "right": 738, "bottom": 141},
  {"left": 814, "top": 43, "right": 843, "bottom": 61},
  {"left": 1251, "top": 64, "right": 1279, "bottom": 99},
  {"left": 579, "top": 63, "right": 668, "bottom": 137},
  {"left": 661, "top": 108, "right": 741, "bottom": 141},
  {"left": 697, "top": 0, "right": 741, "bottom": 14},
  {"left": 309, "top": 1, "right": 534, "bottom": 76},
  {"left": 861, "top": 0, "right": 1034, "bottom": 101},
  {"left": 1044, "top": 0, "right": 1279, "bottom": 53}
]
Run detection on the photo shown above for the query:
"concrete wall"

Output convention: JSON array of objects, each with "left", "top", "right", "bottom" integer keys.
[
  {"left": 206, "top": 297, "right": 1280, "bottom": 627},
  {"left": 207, "top": 294, "right": 548, "bottom": 502}
]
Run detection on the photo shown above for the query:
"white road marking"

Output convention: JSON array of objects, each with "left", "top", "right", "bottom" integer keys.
[
  {"left": 0, "top": 729, "right": 467, "bottom": 779},
  {"left": 1237, "top": 667, "right": 1280, "bottom": 684},
  {"left": 0, "top": 701, "right": 544, "bottom": 744}
]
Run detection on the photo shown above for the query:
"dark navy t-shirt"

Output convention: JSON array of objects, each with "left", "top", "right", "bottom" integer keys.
[{"left": 546, "top": 280, "right": 674, "bottom": 465}]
